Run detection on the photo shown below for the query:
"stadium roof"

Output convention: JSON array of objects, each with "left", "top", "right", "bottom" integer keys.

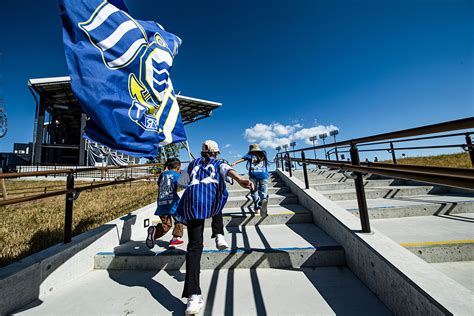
[{"left": 28, "top": 76, "right": 222, "bottom": 125}]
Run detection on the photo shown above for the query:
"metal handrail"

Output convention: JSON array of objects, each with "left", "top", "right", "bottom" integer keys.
[
  {"left": 0, "top": 162, "right": 161, "bottom": 179},
  {"left": 357, "top": 131, "right": 473, "bottom": 147},
  {"left": 0, "top": 174, "right": 157, "bottom": 207},
  {"left": 275, "top": 117, "right": 474, "bottom": 234},
  {"left": 0, "top": 163, "right": 162, "bottom": 243},
  {"left": 294, "top": 158, "right": 474, "bottom": 190},
  {"left": 335, "top": 144, "right": 467, "bottom": 154},
  {"left": 283, "top": 117, "right": 474, "bottom": 153}
]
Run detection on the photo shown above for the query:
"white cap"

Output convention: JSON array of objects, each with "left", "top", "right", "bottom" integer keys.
[{"left": 202, "top": 140, "right": 220, "bottom": 153}]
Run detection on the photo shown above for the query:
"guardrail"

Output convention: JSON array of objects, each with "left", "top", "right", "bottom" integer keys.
[
  {"left": 275, "top": 117, "right": 474, "bottom": 233},
  {"left": 0, "top": 163, "right": 162, "bottom": 243}
]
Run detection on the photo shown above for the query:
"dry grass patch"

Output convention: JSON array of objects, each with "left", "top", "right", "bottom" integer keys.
[
  {"left": 383, "top": 152, "right": 472, "bottom": 169},
  {"left": 0, "top": 180, "right": 156, "bottom": 268}
]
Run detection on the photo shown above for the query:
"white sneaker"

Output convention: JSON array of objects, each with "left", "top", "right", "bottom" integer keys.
[
  {"left": 186, "top": 294, "right": 204, "bottom": 315},
  {"left": 215, "top": 234, "right": 229, "bottom": 250}
]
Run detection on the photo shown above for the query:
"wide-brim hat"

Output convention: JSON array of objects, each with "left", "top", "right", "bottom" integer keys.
[{"left": 249, "top": 143, "right": 263, "bottom": 153}]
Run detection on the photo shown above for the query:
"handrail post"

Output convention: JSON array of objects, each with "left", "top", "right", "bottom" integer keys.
[
  {"left": 350, "top": 144, "right": 371, "bottom": 233},
  {"left": 390, "top": 142, "right": 397, "bottom": 164},
  {"left": 0, "top": 171, "right": 7, "bottom": 200},
  {"left": 281, "top": 154, "right": 285, "bottom": 172},
  {"left": 466, "top": 134, "right": 474, "bottom": 168},
  {"left": 64, "top": 172, "right": 75, "bottom": 243},
  {"left": 302, "top": 151, "right": 309, "bottom": 189},
  {"left": 287, "top": 154, "right": 293, "bottom": 177}
]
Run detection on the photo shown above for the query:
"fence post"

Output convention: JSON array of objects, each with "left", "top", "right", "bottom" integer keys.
[
  {"left": 0, "top": 173, "right": 7, "bottom": 201},
  {"left": 389, "top": 142, "right": 397, "bottom": 164},
  {"left": 64, "top": 172, "right": 75, "bottom": 243},
  {"left": 302, "top": 151, "right": 309, "bottom": 189},
  {"left": 287, "top": 154, "right": 293, "bottom": 177},
  {"left": 466, "top": 134, "right": 474, "bottom": 168},
  {"left": 276, "top": 155, "right": 280, "bottom": 169},
  {"left": 350, "top": 144, "right": 371, "bottom": 233},
  {"left": 281, "top": 154, "right": 286, "bottom": 172}
]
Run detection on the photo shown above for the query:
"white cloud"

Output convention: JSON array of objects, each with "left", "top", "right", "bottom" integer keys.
[
  {"left": 223, "top": 144, "right": 231, "bottom": 149},
  {"left": 244, "top": 123, "right": 275, "bottom": 142},
  {"left": 243, "top": 122, "right": 339, "bottom": 149}
]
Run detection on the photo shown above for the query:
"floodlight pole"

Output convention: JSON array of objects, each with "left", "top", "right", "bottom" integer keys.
[
  {"left": 282, "top": 144, "right": 289, "bottom": 171},
  {"left": 321, "top": 136, "right": 327, "bottom": 159},
  {"left": 309, "top": 136, "right": 317, "bottom": 159},
  {"left": 333, "top": 134, "right": 339, "bottom": 161},
  {"left": 290, "top": 142, "right": 297, "bottom": 170},
  {"left": 275, "top": 146, "right": 281, "bottom": 169}
]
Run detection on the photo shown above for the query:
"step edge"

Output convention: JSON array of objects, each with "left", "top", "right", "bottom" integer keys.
[{"left": 96, "top": 245, "right": 344, "bottom": 257}]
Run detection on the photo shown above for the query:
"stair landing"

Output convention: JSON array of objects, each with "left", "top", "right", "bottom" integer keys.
[{"left": 14, "top": 268, "right": 391, "bottom": 315}]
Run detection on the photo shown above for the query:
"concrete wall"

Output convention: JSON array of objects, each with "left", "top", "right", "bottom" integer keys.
[
  {"left": 0, "top": 203, "right": 156, "bottom": 315},
  {"left": 277, "top": 169, "right": 473, "bottom": 316}
]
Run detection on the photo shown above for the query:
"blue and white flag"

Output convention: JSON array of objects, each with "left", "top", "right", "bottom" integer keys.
[{"left": 59, "top": 0, "right": 186, "bottom": 158}]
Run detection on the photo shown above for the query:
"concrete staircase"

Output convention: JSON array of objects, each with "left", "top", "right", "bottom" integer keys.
[
  {"left": 293, "top": 168, "right": 474, "bottom": 292},
  {"left": 15, "top": 173, "right": 392, "bottom": 315}
]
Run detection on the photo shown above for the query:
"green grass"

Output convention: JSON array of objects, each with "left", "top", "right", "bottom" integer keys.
[
  {"left": 0, "top": 180, "right": 157, "bottom": 268},
  {"left": 383, "top": 152, "right": 472, "bottom": 168}
]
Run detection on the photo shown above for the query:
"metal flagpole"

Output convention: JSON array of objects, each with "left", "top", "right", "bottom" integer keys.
[{"left": 184, "top": 141, "right": 194, "bottom": 161}]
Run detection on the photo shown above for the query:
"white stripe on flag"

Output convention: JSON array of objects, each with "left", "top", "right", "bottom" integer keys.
[
  {"left": 97, "top": 20, "right": 138, "bottom": 51},
  {"left": 147, "top": 50, "right": 173, "bottom": 101},
  {"left": 153, "top": 77, "right": 168, "bottom": 86},
  {"left": 83, "top": 3, "right": 119, "bottom": 32},
  {"left": 107, "top": 38, "right": 146, "bottom": 67},
  {"left": 154, "top": 67, "right": 170, "bottom": 76}
]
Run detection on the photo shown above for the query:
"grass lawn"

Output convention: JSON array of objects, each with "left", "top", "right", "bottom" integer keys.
[{"left": 0, "top": 180, "right": 157, "bottom": 268}]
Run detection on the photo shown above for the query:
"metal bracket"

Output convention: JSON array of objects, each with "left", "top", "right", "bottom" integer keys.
[{"left": 68, "top": 190, "right": 80, "bottom": 201}]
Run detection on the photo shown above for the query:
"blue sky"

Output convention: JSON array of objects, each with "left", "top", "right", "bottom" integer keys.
[{"left": 0, "top": 0, "right": 473, "bottom": 171}]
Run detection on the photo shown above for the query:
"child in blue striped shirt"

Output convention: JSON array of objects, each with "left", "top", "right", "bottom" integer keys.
[{"left": 176, "top": 140, "right": 253, "bottom": 314}]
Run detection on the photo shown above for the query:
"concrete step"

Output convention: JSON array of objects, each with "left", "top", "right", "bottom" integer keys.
[
  {"left": 14, "top": 268, "right": 391, "bottom": 315},
  {"left": 227, "top": 186, "right": 290, "bottom": 198},
  {"left": 94, "top": 223, "right": 345, "bottom": 270},
  {"left": 227, "top": 180, "right": 287, "bottom": 189},
  {"left": 223, "top": 193, "right": 298, "bottom": 209},
  {"left": 322, "top": 185, "right": 443, "bottom": 201},
  {"left": 431, "top": 261, "right": 474, "bottom": 292},
  {"left": 310, "top": 179, "right": 405, "bottom": 191},
  {"left": 371, "top": 213, "right": 474, "bottom": 263},
  {"left": 296, "top": 174, "right": 349, "bottom": 182},
  {"left": 217, "top": 204, "right": 313, "bottom": 227},
  {"left": 336, "top": 194, "right": 474, "bottom": 219},
  {"left": 294, "top": 173, "right": 390, "bottom": 183}
]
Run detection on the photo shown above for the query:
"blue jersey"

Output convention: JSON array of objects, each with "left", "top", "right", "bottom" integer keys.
[
  {"left": 174, "top": 157, "right": 231, "bottom": 224},
  {"left": 155, "top": 170, "right": 181, "bottom": 216},
  {"left": 243, "top": 153, "right": 269, "bottom": 180}
]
